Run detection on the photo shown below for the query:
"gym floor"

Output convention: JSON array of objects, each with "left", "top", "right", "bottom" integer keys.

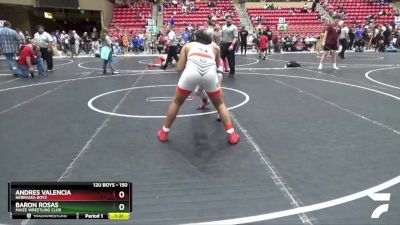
[{"left": 0, "top": 52, "right": 399, "bottom": 225}]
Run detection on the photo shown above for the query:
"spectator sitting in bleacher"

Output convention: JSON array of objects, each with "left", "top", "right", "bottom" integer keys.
[
  {"left": 182, "top": 3, "right": 187, "bottom": 13},
  {"left": 190, "top": 4, "right": 198, "bottom": 12},
  {"left": 212, "top": 14, "right": 217, "bottom": 22},
  {"left": 169, "top": 16, "right": 175, "bottom": 26},
  {"left": 342, "top": 11, "right": 347, "bottom": 20},
  {"left": 208, "top": 13, "right": 213, "bottom": 23},
  {"left": 113, "top": 43, "right": 122, "bottom": 55},
  {"left": 303, "top": 2, "right": 309, "bottom": 13},
  {"left": 385, "top": 8, "right": 393, "bottom": 16}
]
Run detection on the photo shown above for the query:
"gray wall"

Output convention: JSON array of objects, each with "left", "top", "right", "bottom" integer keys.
[{"left": 79, "top": 0, "right": 115, "bottom": 28}]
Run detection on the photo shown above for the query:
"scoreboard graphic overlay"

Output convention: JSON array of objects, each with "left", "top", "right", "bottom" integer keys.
[{"left": 8, "top": 182, "right": 132, "bottom": 220}]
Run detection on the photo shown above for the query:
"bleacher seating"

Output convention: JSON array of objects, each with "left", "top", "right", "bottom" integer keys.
[
  {"left": 324, "top": 0, "right": 395, "bottom": 25},
  {"left": 247, "top": 7, "right": 325, "bottom": 36},
  {"left": 163, "top": 0, "right": 241, "bottom": 33},
  {"left": 109, "top": 2, "right": 152, "bottom": 35},
  {"left": 246, "top": 0, "right": 304, "bottom": 1}
]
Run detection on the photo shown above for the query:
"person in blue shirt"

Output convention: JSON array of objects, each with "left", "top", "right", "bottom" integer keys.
[
  {"left": 355, "top": 26, "right": 364, "bottom": 41},
  {"left": 169, "top": 16, "right": 175, "bottom": 26},
  {"left": 113, "top": 43, "right": 122, "bottom": 55},
  {"left": 354, "top": 25, "right": 365, "bottom": 52},
  {"left": 138, "top": 37, "right": 145, "bottom": 52},
  {"left": 182, "top": 28, "right": 191, "bottom": 43},
  {"left": 132, "top": 36, "right": 140, "bottom": 54}
]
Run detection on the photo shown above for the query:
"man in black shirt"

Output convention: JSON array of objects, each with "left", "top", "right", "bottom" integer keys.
[
  {"left": 383, "top": 26, "right": 391, "bottom": 48},
  {"left": 265, "top": 26, "right": 273, "bottom": 53},
  {"left": 89, "top": 27, "right": 99, "bottom": 55},
  {"left": 239, "top": 26, "right": 248, "bottom": 55},
  {"left": 90, "top": 27, "right": 99, "bottom": 42}
]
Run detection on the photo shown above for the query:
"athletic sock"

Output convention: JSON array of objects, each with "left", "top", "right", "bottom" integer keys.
[
  {"left": 225, "top": 124, "right": 234, "bottom": 134},
  {"left": 162, "top": 126, "right": 170, "bottom": 132}
]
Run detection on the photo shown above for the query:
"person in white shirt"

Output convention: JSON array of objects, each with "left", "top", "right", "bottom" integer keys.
[
  {"left": 34, "top": 25, "right": 53, "bottom": 72},
  {"left": 60, "top": 31, "right": 69, "bottom": 55},
  {"left": 305, "top": 36, "right": 312, "bottom": 50},
  {"left": 182, "top": 4, "right": 187, "bottom": 13},
  {"left": 157, "top": 30, "right": 240, "bottom": 144},
  {"left": 161, "top": 26, "right": 179, "bottom": 70},
  {"left": 73, "top": 31, "right": 80, "bottom": 57},
  {"left": 338, "top": 20, "right": 349, "bottom": 59},
  {"left": 310, "top": 36, "right": 316, "bottom": 48}
]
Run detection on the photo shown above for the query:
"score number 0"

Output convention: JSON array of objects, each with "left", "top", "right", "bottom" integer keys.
[{"left": 118, "top": 191, "right": 126, "bottom": 211}]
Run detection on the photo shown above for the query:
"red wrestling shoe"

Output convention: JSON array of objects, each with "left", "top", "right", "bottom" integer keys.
[
  {"left": 157, "top": 128, "right": 169, "bottom": 142},
  {"left": 227, "top": 132, "right": 240, "bottom": 144}
]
